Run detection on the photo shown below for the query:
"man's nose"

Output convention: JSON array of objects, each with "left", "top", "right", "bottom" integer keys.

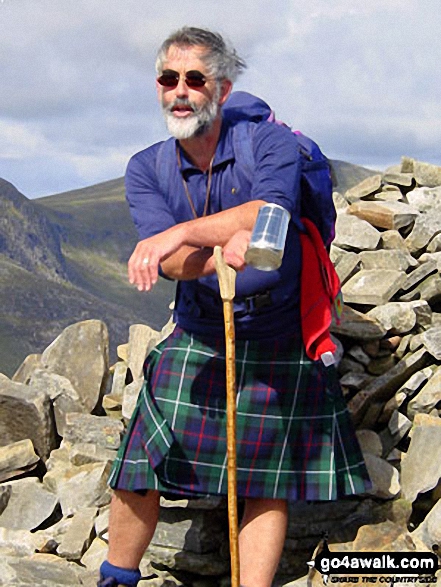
[{"left": 175, "top": 76, "right": 189, "bottom": 98}]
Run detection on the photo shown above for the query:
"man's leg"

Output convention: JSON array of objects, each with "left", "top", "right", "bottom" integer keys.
[
  {"left": 107, "top": 489, "right": 160, "bottom": 569},
  {"left": 239, "top": 498, "right": 288, "bottom": 587}
]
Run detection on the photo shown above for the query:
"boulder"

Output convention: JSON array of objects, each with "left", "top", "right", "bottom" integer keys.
[
  {"left": 57, "top": 507, "right": 97, "bottom": 561},
  {"left": 334, "top": 214, "right": 381, "bottom": 251},
  {"left": 342, "top": 270, "right": 406, "bottom": 306},
  {"left": 331, "top": 306, "right": 387, "bottom": 340},
  {"left": 400, "top": 414, "right": 441, "bottom": 502},
  {"left": 363, "top": 453, "right": 400, "bottom": 499},
  {"left": 344, "top": 174, "right": 383, "bottom": 203},
  {"left": 405, "top": 210, "right": 441, "bottom": 253},
  {"left": 366, "top": 302, "right": 417, "bottom": 334},
  {"left": 28, "top": 369, "right": 82, "bottom": 436},
  {"left": 0, "top": 439, "right": 40, "bottom": 483},
  {"left": 41, "top": 319, "right": 109, "bottom": 414},
  {"left": 348, "top": 200, "right": 418, "bottom": 231},
  {"left": 43, "top": 461, "right": 111, "bottom": 516},
  {"left": 359, "top": 249, "right": 416, "bottom": 271},
  {"left": 0, "top": 477, "right": 58, "bottom": 531},
  {"left": 407, "top": 365, "right": 441, "bottom": 418},
  {"left": 62, "top": 413, "right": 124, "bottom": 450},
  {"left": 0, "top": 374, "right": 56, "bottom": 460},
  {"left": 406, "top": 186, "right": 441, "bottom": 212},
  {"left": 128, "top": 323, "right": 160, "bottom": 380}
]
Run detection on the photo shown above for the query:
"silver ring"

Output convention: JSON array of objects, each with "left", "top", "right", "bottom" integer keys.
[{"left": 142, "top": 257, "right": 149, "bottom": 265}]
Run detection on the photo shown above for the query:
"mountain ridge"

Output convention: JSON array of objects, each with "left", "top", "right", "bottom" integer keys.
[{"left": 0, "top": 159, "right": 377, "bottom": 376}]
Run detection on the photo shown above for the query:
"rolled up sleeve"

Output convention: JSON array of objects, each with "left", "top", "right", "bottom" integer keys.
[
  {"left": 251, "top": 122, "right": 302, "bottom": 218},
  {"left": 125, "top": 146, "right": 177, "bottom": 241}
]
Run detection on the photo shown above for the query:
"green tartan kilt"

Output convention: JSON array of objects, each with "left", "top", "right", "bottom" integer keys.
[{"left": 109, "top": 326, "right": 371, "bottom": 501}]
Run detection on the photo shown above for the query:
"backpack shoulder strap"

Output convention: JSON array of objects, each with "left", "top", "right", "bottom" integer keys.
[{"left": 155, "top": 137, "right": 177, "bottom": 198}]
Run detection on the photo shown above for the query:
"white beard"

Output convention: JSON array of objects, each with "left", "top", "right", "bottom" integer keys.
[{"left": 162, "top": 88, "right": 221, "bottom": 140}]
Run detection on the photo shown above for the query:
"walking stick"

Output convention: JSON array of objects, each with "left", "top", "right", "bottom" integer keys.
[{"left": 214, "top": 245, "right": 240, "bottom": 587}]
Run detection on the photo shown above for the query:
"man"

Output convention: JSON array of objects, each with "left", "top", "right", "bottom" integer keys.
[{"left": 99, "top": 27, "right": 370, "bottom": 587}]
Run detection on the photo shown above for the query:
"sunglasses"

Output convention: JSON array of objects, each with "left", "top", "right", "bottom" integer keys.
[{"left": 157, "top": 69, "right": 209, "bottom": 89}]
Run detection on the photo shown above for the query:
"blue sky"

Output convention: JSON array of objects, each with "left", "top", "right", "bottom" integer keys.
[{"left": 0, "top": 0, "right": 440, "bottom": 198}]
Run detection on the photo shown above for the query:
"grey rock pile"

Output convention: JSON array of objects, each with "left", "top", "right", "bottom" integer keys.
[{"left": 1, "top": 157, "right": 441, "bottom": 586}]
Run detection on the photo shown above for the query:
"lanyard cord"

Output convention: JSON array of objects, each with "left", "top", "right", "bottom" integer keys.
[{"left": 176, "top": 144, "right": 214, "bottom": 219}]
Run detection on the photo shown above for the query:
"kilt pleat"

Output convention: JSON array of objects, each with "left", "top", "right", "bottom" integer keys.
[{"left": 108, "top": 327, "right": 371, "bottom": 501}]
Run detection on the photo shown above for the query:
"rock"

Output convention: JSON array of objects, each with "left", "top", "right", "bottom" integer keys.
[
  {"left": 331, "top": 306, "right": 387, "bottom": 340},
  {"left": 405, "top": 210, "right": 441, "bottom": 253},
  {"left": 400, "top": 414, "right": 441, "bottom": 502},
  {"left": 0, "top": 373, "right": 56, "bottom": 460},
  {"left": 411, "top": 497, "right": 441, "bottom": 549},
  {"left": 348, "top": 348, "right": 429, "bottom": 426},
  {"left": 332, "top": 191, "right": 349, "bottom": 212},
  {"left": 80, "top": 535, "right": 108, "bottom": 572},
  {"left": 344, "top": 174, "right": 383, "bottom": 203},
  {"left": 419, "top": 326, "right": 441, "bottom": 360},
  {"left": 400, "top": 272, "right": 441, "bottom": 305},
  {"left": 0, "top": 438, "right": 40, "bottom": 483},
  {"left": 397, "top": 367, "right": 433, "bottom": 397},
  {"left": 342, "top": 270, "right": 406, "bottom": 306},
  {"left": 407, "top": 365, "right": 441, "bottom": 418},
  {"left": 356, "top": 430, "right": 383, "bottom": 457},
  {"left": 427, "top": 233, "right": 441, "bottom": 253},
  {"left": 353, "top": 520, "right": 423, "bottom": 552},
  {"left": 0, "top": 526, "right": 56, "bottom": 556},
  {"left": 29, "top": 369, "right": 82, "bottom": 436},
  {"left": 381, "top": 230, "right": 408, "bottom": 251},
  {"left": 128, "top": 324, "right": 160, "bottom": 380},
  {"left": 363, "top": 453, "right": 400, "bottom": 499},
  {"left": 68, "top": 442, "right": 117, "bottom": 467},
  {"left": 43, "top": 461, "right": 111, "bottom": 516},
  {"left": 406, "top": 186, "right": 441, "bottom": 212},
  {"left": 366, "top": 355, "right": 396, "bottom": 376},
  {"left": 348, "top": 200, "right": 418, "bottom": 230},
  {"left": 360, "top": 249, "right": 416, "bottom": 271},
  {"left": 41, "top": 319, "right": 109, "bottom": 414},
  {"left": 334, "top": 214, "right": 381, "bottom": 251},
  {"left": 413, "top": 160, "right": 441, "bottom": 188},
  {"left": 378, "top": 392, "right": 407, "bottom": 425},
  {"left": 122, "top": 377, "right": 144, "bottom": 420},
  {"left": 63, "top": 413, "right": 124, "bottom": 450},
  {"left": 379, "top": 410, "right": 412, "bottom": 455},
  {"left": 4, "top": 552, "right": 88, "bottom": 585},
  {"left": 11, "top": 353, "right": 42, "bottom": 383},
  {"left": 334, "top": 251, "right": 360, "bottom": 285},
  {"left": 109, "top": 360, "right": 128, "bottom": 401},
  {"left": 57, "top": 507, "right": 97, "bottom": 560},
  {"left": 382, "top": 171, "right": 414, "bottom": 187},
  {"left": 366, "top": 302, "right": 417, "bottom": 334},
  {"left": 0, "top": 477, "right": 58, "bottom": 531}
]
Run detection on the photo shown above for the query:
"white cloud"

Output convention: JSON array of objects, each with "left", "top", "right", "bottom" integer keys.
[{"left": 0, "top": 0, "right": 440, "bottom": 197}]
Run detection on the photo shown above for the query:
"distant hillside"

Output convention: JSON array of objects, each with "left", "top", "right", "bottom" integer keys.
[
  {"left": 0, "top": 179, "right": 67, "bottom": 281},
  {"left": 330, "top": 160, "right": 380, "bottom": 194},
  {"left": 0, "top": 159, "right": 376, "bottom": 376}
]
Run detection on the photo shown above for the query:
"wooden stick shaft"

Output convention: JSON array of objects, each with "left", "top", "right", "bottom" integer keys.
[{"left": 223, "top": 299, "right": 240, "bottom": 587}]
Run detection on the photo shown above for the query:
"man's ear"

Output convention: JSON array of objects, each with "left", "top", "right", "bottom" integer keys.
[{"left": 218, "top": 79, "right": 233, "bottom": 106}]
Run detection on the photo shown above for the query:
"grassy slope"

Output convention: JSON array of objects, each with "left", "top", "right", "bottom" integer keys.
[{"left": 1, "top": 160, "right": 375, "bottom": 377}]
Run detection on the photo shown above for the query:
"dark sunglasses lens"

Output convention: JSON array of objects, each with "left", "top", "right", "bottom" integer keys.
[
  {"left": 185, "top": 73, "right": 206, "bottom": 88},
  {"left": 157, "top": 74, "right": 179, "bottom": 87}
]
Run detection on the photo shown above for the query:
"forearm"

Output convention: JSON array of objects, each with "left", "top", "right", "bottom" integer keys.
[
  {"left": 160, "top": 246, "right": 216, "bottom": 280},
  {"left": 178, "top": 200, "right": 265, "bottom": 249}
]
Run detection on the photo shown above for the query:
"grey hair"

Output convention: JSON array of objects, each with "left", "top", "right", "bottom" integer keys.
[{"left": 155, "top": 26, "right": 247, "bottom": 83}]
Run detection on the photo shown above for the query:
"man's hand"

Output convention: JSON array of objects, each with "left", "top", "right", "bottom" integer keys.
[
  {"left": 128, "top": 226, "right": 184, "bottom": 291},
  {"left": 222, "top": 229, "right": 252, "bottom": 271}
]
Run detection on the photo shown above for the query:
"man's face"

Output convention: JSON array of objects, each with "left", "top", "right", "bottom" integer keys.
[{"left": 157, "top": 44, "right": 231, "bottom": 140}]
